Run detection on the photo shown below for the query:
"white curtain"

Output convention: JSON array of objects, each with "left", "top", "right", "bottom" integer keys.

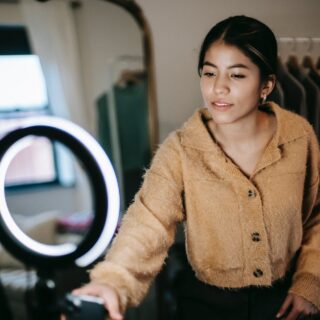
[{"left": 20, "top": 0, "right": 87, "bottom": 129}]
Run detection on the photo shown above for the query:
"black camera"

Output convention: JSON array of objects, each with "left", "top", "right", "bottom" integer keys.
[{"left": 63, "top": 293, "right": 107, "bottom": 320}]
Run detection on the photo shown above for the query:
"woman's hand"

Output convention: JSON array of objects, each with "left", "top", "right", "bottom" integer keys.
[
  {"left": 71, "top": 282, "right": 123, "bottom": 320},
  {"left": 276, "top": 293, "right": 319, "bottom": 319}
]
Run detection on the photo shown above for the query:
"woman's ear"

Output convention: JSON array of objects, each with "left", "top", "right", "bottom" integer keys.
[{"left": 261, "top": 74, "right": 276, "bottom": 97}]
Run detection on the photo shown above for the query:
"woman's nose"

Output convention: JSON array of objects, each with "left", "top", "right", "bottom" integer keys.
[{"left": 213, "top": 76, "right": 229, "bottom": 95}]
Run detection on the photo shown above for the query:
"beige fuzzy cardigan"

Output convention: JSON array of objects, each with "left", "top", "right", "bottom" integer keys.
[{"left": 90, "top": 102, "right": 320, "bottom": 311}]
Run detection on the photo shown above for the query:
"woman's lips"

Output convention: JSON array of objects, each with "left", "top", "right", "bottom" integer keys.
[{"left": 211, "top": 101, "right": 233, "bottom": 111}]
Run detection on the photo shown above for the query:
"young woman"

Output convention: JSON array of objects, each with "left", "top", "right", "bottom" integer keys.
[{"left": 73, "top": 16, "right": 320, "bottom": 320}]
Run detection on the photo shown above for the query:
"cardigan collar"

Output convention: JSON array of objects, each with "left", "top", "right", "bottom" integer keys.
[
  {"left": 180, "top": 102, "right": 309, "bottom": 178},
  {"left": 180, "top": 102, "right": 308, "bottom": 152}
]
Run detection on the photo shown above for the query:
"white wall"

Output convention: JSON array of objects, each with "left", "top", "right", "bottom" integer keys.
[
  {"left": 0, "top": 3, "right": 22, "bottom": 23},
  {"left": 136, "top": 0, "right": 320, "bottom": 140}
]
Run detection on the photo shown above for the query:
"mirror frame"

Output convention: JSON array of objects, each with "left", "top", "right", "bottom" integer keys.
[{"left": 106, "top": 0, "right": 159, "bottom": 151}]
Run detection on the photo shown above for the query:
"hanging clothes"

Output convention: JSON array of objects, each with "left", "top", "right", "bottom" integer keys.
[
  {"left": 287, "top": 55, "right": 320, "bottom": 139},
  {"left": 269, "top": 81, "right": 285, "bottom": 106},
  {"left": 303, "top": 55, "right": 320, "bottom": 89},
  {"left": 309, "top": 68, "right": 320, "bottom": 88},
  {"left": 276, "top": 57, "right": 307, "bottom": 116},
  {"left": 96, "top": 73, "right": 151, "bottom": 209}
]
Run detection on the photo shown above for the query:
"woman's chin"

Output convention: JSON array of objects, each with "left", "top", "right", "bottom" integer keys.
[{"left": 206, "top": 108, "right": 235, "bottom": 125}]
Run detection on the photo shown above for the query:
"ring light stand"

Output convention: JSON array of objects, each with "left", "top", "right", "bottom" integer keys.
[{"left": 0, "top": 116, "right": 120, "bottom": 319}]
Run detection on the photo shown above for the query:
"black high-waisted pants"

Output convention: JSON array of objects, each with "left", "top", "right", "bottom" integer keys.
[{"left": 174, "top": 263, "right": 320, "bottom": 320}]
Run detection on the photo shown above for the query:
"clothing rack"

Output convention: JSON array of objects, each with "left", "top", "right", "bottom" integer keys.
[
  {"left": 277, "top": 37, "right": 320, "bottom": 46},
  {"left": 268, "top": 37, "right": 320, "bottom": 140},
  {"left": 277, "top": 37, "right": 320, "bottom": 62}
]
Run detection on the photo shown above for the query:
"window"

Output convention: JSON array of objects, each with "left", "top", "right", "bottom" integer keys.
[
  {"left": 0, "top": 54, "right": 48, "bottom": 111},
  {"left": 0, "top": 26, "right": 58, "bottom": 188}
]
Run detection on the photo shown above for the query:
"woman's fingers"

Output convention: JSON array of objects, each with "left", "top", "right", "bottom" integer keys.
[
  {"left": 283, "top": 308, "right": 301, "bottom": 320},
  {"left": 277, "top": 294, "right": 293, "bottom": 318},
  {"left": 278, "top": 293, "right": 320, "bottom": 320},
  {"left": 72, "top": 283, "right": 123, "bottom": 320},
  {"left": 100, "top": 289, "right": 123, "bottom": 320}
]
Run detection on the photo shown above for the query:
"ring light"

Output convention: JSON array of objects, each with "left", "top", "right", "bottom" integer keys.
[{"left": 0, "top": 116, "right": 120, "bottom": 268}]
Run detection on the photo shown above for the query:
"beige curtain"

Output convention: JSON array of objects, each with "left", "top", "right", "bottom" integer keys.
[{"left": 20, "top": 0, "right": 88, "bottom": 130}]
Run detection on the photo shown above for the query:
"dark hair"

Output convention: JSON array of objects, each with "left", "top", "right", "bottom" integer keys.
[{"left": 198, "top": 15, "right": 278, "bottom": 81}]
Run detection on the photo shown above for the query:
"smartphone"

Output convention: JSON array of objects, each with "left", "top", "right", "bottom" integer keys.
[{"left": 63, "top": 293, "right": 107, "bottom": 320}]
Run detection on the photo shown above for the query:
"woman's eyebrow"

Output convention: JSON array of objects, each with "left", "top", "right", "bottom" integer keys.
[
  {"left": 203, "top": 61, "right": 250, "bottom": 69},
  {"left": 228, "top": 63, "right": 250, "bottom": 69}
]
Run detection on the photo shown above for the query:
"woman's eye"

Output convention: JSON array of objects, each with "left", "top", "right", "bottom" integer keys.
[
  {"left": 203, "top": 71, "right": 215, "bottom": 77},
  {"left": 231, "top": 74, "right": 245, "bottom": 79}
]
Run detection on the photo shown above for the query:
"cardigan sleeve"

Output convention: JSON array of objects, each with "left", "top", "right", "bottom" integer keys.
[
  {"left": 89, "top": 132, "right": 185, "bottom": 311},
  {"left": 288, "top": 125, "right": 320, "bottom": 310}
]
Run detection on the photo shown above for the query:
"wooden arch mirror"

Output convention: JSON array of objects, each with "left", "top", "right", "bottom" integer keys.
[{"left": 0, "top": 1, "right": 158, "bottom": 319}]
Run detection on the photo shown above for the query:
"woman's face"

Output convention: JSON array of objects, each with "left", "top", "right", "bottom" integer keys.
[{"left": 200, "top": 41, "right": 266, "bottom": 125}]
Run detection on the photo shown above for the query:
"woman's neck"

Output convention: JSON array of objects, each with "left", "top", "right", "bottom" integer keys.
[
  {"left": 207, "top": 109, "right": 277, "bottom": 177},
  {"left": 208, "top": 110, "right": 274, "bottom": 151}
]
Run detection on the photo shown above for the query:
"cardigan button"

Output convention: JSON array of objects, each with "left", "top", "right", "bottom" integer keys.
[
  {"left": 251, "top": 232, "right": 261, "bottom": 242},
  {"left": 253, "top": 269, "right": 263, "bottom": 277},
  {"left": 248, "top": 189, "right": 257, "bottom": 198}
]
